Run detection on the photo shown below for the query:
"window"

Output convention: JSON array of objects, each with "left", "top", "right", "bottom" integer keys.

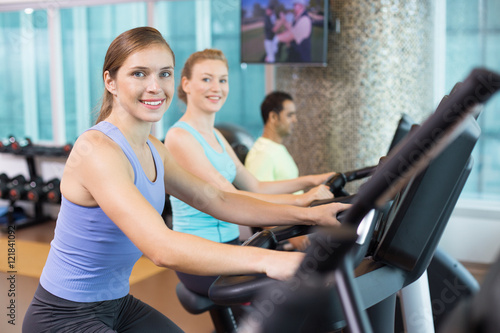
[
  {"left": 445, "top": 0, "right": 500, "bottom": 200},
  {"left": 0, "top": 0, "right": 266, "bottom": 145},
  {"left": 60, "top": 3, "right": 148, "bottom": 142},
  {"left": 2, "top": 0, "right": 500, "bottom": 200},
  {"left": 0, "top": 9, "right": 51, "bottom": 141},
  {"left": 154, "top": 0, "right": 265, "bottom": 138}
]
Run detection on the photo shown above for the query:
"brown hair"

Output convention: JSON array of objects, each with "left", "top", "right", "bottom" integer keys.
[
  {"left": 261, "top": 91, "right": 293, "bottom": 124},
  {"left": 95, "top": 26, "right": 175, "bottom": 123},
  {"left": 177, "top": 49, "right": 228, "bottom": 104}
]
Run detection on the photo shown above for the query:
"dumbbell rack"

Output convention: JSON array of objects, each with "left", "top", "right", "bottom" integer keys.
[{"left": 0, "top": 139, "right": 70, "bottom": 232}]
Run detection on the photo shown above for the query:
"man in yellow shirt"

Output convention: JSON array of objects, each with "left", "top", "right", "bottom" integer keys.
[
  {"left": 245, "top": 91, "right": 310, "bottom": 250},
  {"left": 245, "top": 91, "right": 301, "bottom": 185}
]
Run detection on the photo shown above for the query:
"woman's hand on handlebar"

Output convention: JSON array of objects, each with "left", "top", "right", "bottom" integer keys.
[
  {"left": 310, "top": 202, "right": 351, "bottom": 227},
  {"left": 263, "top": 250, "right": 305, "bottom": 281},
  {"left": 298, "top": 184, "right": 333, "bottom": 206},
  {"left": 297, "top": 172, "right": 338, "bottom": 192},
  {"left": 311, "top": 171, "right": 337, "bottom": 186}
]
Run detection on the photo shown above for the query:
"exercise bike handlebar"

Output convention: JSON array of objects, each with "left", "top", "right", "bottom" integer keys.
[
  {"left": 209, "top": 199, "right": 353, "bottom": 305},
  {"left": 344, "top": 165, "right": 378, "bottom": 182},
  {"left": 242, "top": 207, "right": 351, "bottom": 251},
  {"left": 324, "top": 165, "right": 378, "bottom": 197}
]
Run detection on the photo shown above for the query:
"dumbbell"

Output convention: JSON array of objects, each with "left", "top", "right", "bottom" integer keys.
[
  {"left": 46, "top": 179, "right": 62, "bottom": 204},
  {"left": 9, "top": 176, "right": 43, "bottom": 201},
  {"left": 11, "top": 137, "right": 34, "bottom": 155},
  {"left": 0, "top": 173, "right": 10, "bottom": 198},
  {"left": 27, "top": 178, "right": 61, "bottom": 203},
  {"left": 0, "top": 136, "right": 16, "bottom": 153},
  {"left": 61, "top": 143, "right": 72, "bottom": 156},
  {"left": 0, "top": 175, "right": 26, "bottom": 200}
]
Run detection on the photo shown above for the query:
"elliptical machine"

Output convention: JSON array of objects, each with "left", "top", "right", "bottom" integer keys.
[{"left": 207, "top": 68, "right": 500, "bottom": 333}]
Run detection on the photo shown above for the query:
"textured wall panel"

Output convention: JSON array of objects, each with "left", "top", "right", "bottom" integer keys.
[{"left": 276, "top": 0, "right": 435, "bottom": 191}]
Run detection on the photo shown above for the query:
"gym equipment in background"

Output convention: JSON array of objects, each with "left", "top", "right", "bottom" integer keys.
[
  {"left": 439, "top": 250, "right": 500, "bottom": 333},
  {"left": 26, "top": 178, "right": 62, "bottom": 204},
  {"left": 0, "top": 137, "right": 70, "bottom": 231}
]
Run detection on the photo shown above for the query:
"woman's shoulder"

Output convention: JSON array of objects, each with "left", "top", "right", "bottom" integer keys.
[
  {"left": 61, "top": 129, "right": 131, "bottom": 206},
  {"left": 72, "top": 129, "right": 103, "bottom": 149},
  {"left": 165, "top": 125, "right": 200, "bottom": 149},
  {"left": 74, "top": 129, "right": 119, "bottom": 154},
  {"left": 67, "top": 130, "right": 130, "bottom": 172}
]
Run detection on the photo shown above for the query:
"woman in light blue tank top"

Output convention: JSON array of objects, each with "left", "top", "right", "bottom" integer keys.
[
  {"left": 164, "top": 49, "right": 339, "bottom": 296},
  {"left": 23, "top": 27, "right": 348, "bottom": 333}
]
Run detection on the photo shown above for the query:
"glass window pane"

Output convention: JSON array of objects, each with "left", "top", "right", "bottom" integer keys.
[
  {"left": 155, "top": 0, "right": 265, "bottom": 140},
  {"left": 0, "top": 10, "right": 52, "bottom": 142},
  {"left": 0, "top": 12, "right": 25, "bottom": 139},
  {"left": 481, "top": 135, "right": 500, "bottom": 196},
  {"left": 211, "top": 0, "right": 265, "bottom": 137},
  {"left": 486, "top": 0, "right": 500, "bottom": 30},
  {"left": 444, "top": 33, "right": 481, "bottom": 93},
  {"left": 60, "top": 3, "right": 147, "bottom": 142},
  {"left": 447, "top": 0, "right": 500, "bottom": 200},
  {"left": 33, "top": 10, "right": 52, "bottom": 141},
  {"left": 446, "top": 0, "right": 479, "bottom": 31},
  {"left": 60, "top": 9, "right": 78, "bottom": 142},
  {"left": 156, "top": 0, "right": 198, "bottom": 129},
  {"left": 0, "top": 1, "right": 264, "bottom": 151}
]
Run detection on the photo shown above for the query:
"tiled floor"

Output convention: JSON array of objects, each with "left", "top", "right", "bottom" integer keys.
[{"left": 0, "top": 219, "right": 491, "bottom": 333}]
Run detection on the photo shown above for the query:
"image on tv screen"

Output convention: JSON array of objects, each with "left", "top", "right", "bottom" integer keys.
[{"left": 240, "top": 0, "right": 328, "bottom": 65}]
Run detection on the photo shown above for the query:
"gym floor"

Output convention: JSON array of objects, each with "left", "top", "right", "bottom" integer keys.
[
  {"left": 0, "top": 220, "right": 213, "bottom": 333},
  {"left": 0, "top": 220, "right": 490, "bottom": 333}
]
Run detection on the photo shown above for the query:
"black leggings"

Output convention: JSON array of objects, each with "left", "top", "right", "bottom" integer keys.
[
  {"left": 175, "top": 238, "right": 241, "bottom": 297},
  {"left": 23, "top": 284, "right": 183, "bottom": 333}
]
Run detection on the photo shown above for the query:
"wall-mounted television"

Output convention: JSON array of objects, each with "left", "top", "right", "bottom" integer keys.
[{"left": 240, "top": 0, "right": 329, "bottom": 66}]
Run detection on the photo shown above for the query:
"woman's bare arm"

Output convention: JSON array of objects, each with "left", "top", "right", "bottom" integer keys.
[{"left": 66, "top": 131, "right": 306, "bottom": 279}]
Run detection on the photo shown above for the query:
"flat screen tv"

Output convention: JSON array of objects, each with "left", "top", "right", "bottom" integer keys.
[{"left": 240, "top": 0, "right": 329, "bottom": 66}]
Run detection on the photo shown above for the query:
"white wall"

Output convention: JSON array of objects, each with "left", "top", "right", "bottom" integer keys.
[{"left": 439, "top": 200, "right": 500, "bottom": 264}]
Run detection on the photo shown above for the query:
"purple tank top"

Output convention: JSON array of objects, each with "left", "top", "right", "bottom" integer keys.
[{"left": 40, "top": 121, "right": 165, "bottom": 302}]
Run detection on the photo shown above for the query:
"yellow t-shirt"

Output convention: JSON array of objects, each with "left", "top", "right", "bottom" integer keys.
[{"left": 245, "top": 137, "right": 302, "bottom": 193}]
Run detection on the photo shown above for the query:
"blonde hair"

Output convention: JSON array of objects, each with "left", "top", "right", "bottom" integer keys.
[
  {"left": 177, "top": 49, "right": 228, "bottom": 104},
  {"left": 95, "top": 26, "right": 175, "bottom": 123}
]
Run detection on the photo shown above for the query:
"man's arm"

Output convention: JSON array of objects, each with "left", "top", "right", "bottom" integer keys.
[{"left": 290, "top": 15, "right": 312, "bottom": 44}]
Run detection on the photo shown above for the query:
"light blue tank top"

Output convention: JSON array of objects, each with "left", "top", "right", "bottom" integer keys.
[
  {"left": 40, "top": 121, "right": 165, "bottom": 302},
  {"left": 170, "top": 121, "right": 239, "bottom": 243}
]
